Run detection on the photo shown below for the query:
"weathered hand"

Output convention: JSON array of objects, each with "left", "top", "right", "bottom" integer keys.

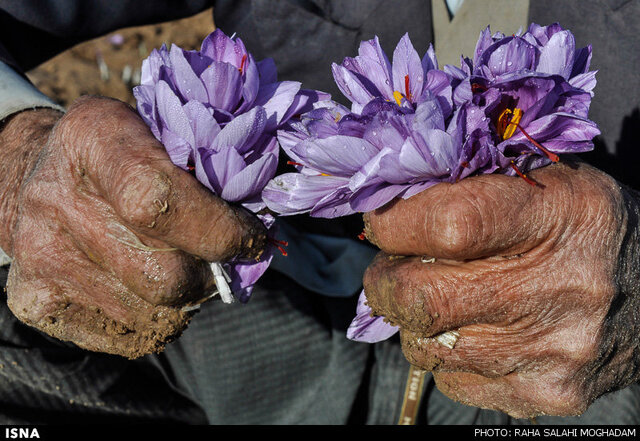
[
  {"left": 362, "top": 160, "right": 640, "bottom": 418},
  {"left": 0, "top": 96, "right": 267, "bottom": 358}
]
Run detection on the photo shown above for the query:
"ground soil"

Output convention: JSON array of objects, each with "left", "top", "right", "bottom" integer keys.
[{"left": 26, "top": 9, "right": 215, "bottom": 108}]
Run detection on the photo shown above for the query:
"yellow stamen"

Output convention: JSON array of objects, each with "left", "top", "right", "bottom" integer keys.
[
  {"left": 393, "top": 91, "right": 404, "bottom": 107},
  {"left": 497, "top": 107, "right": 523, "bottom": 140}
]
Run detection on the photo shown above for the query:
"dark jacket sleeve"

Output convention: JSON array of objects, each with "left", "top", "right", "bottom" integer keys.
[{"left": 0, "top": 0, "right": 214, "bottom": 72}]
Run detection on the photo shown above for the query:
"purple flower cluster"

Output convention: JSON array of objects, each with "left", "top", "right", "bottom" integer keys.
[
  {"left": 134, "top": 29, "right": 327, "bottom": 303},
  {"left": 262, "top": 24, "right": 600, "bottom": 343}
]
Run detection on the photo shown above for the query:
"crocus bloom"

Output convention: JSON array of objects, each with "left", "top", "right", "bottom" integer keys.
[
  {"left": 266, "top": 26, "right": 601, "bottom": 344},
  {"left": 332, "top": 33, "right": 453, "bottom": 116},
  {"left": 134, "top": 29, "right": 327, "bottom": 303}
]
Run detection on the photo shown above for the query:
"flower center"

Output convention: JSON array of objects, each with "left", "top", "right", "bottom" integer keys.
[
  {"left": 497, "top": 107, "right": 522, "bottom": 140},
  {"left": 497, "top": 107, "right": 559, "bottom": 163},
  {"left": 393, "top": 75, "right": 412, "bottom": 106}
]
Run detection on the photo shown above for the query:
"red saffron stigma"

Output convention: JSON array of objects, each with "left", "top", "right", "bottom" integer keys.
[
  {"left": 269, "top": 238, "right": 289, "bottom": 256},
  {"left": 239, "top": 54, "right": 247, "bottom": 73},
  {"left": 357, "top": 231, "right": 366, "bottom": 241},
  {"left": 510, "top": 162, "right": 537, "bottom": 187},
  {"left": 404, "top": 75, "right": 411, "bottom": 101},
  {"left": 287, "top": 160, "right": 304, "bottom": 167},
  {"left": 460, "top": 161, "right": 469, "bottom": 168},
  {"left": 513, "top": 122, "right": 560, "bottom": 163}
]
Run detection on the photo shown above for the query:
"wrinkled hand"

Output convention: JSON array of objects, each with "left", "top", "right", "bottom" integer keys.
[
  {"left": 0, "top": 97, "right": 267, "bottom": 358},
  {"left": 362, "top": 160, "right": 640, "bottom": 418}
]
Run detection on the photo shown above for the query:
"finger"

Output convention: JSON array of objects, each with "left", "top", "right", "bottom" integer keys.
[
  {"left": 65, "top": 192, "right": 218, "bottom": 307},
  {"left": 362, "top": 251, "right": 536, "bottom": 336},
  {"left": 58, "top": 97, "right": 267, "bottom": 262},
  {"left": 363, "top": 164, "right": 569, "bottom": 260},
  {"left": 7, "top": 241, "right": 193, "bottom": 359}
]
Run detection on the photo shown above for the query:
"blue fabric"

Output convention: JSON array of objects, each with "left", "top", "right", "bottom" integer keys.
[{"left": 270, "top": 220, "right": 378, "bottom": 297}]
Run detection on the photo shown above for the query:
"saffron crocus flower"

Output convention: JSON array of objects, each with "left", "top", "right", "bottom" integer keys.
[
  {"left": 332, "top": 33, "right": 453, "bottom": 116},
  {"left": 134, "top": 29, "right": 328, "bottom": 303}
]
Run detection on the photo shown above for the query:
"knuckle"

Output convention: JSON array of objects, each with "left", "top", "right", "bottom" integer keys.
[
  {"left": 430, "top": 189, "right": 484, "bottom": 257},
  {"left": 114, "top": 165, "right": 173, "bottom": 229}
]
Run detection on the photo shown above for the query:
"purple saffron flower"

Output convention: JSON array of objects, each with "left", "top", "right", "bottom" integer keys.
[
  {"left": 266, "top": 26, "right": 601, "bottom": 344},
  {"left": 332, "top": 33, "right": 453, "bottom": 116},
  {"left": 134, "top": 29, "right": 328, "bottom": 303}
]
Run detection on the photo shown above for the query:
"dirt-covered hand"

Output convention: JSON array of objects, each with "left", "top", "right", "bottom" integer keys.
[
  {"left": 0, "top": 97, "right": 267, "bottom": 358},
  {"left": 362, "top": 160, "right": 640, "bottom": 418}
]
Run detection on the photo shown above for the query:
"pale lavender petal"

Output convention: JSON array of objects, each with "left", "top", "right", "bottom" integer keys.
[
  {"left": 182, "top": 100, "right": 220, "bottom": 149},
  {"left": 133, "top": 85, "right": 160, "bottom": 138},
  {"left": 196, "top": 146, "right": 246, "bottom": 193},
  {"left": 537, "top": 30, "right": 575, "bottom": 79},
  {"left": 255, "top": 81, "right": 301, "bottom": 130},
  {"left": 422, "top": 43, "right": 438, "bottom": 72},
  {"left": 237, "top": 53, "right": 260, "bottom": 113},
  {"left": 200, "top": 29, "right": 241, "bottom": 65},
  {"left": 161, "top": 128, "right": 192, "bottom": 170},
  {"left": 263, "top": 173, "right": 351, "bottom": 216},
  {"left": 169, "top": 44, "right": 208, "bottom": 102},
  {"left": 155, "top": 80, "right": 194, "bottom": 146},
  {"left": 392, "top": 33, "right": 424, "bottom": 101},
  {"left": 349, "top": 182, "right": 408, "bottom": 212},
  {"left": 291, "top": 135, "right": 379, "bottom": 177},
  {"left": 220, "top": 153, "right": 278, "bottom": 202},
  {"left": 332, "top": 63, "right": 376, "bottom": 107},
  {"left": 280, "top": 89, "right": 332, "bottom": 125},
  {"left": 211, "top": 106, "right": 267, "bottom": 153},
  {"left": 480, "top": 37, "right": 538, "bottom": 78},
  {"left": 569, "top": 71, "right": 597, "bottom": 93},
  {"left": 226, "top": 251, "right": 274, "bottom": 303},
  {"left": 310, "top": 185, "right": 356, "bottom": 218},
  {"left": 200, "top": 61, "right": 243, "bottom": 112},
  {"left": 347, "top": 290, "right": 399, "bottom": 343}
]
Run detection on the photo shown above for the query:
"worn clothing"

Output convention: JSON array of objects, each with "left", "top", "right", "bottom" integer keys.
[{"left": 0, "top": 0, "right": 639, "bottom": 424}]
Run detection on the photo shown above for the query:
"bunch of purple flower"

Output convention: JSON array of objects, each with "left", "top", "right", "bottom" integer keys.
[
  {"left": 134, "top": 29, "right": 327, "bottom": 303},
  {"left": 262, "top": 23, "right": 600, "bottom": 342}
]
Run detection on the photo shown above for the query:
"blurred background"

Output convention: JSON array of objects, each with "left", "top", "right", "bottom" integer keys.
[{"left": 26, "top": 8, "right": 215, "bottom": 108}]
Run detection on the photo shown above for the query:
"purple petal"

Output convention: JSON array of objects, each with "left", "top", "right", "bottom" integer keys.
[
  {"left": 200, "top": 61, "right": 243, "bottom": 112},
  {"left": 291, "top": 135, "right": 379, "bottom": 177},
  {"left": 571, "top": 45, "right": 592, "bottom": 77},
  {"left": 220, "top": 153, "right": 278, "bottom": 202},
  {"left": 332, "top": 63, "right": 376, "bottom": 107},
  {"left": 155, "top": 80, "right": 194, "bottom": 146},
  {"left": 392, "top": 33, "right": 424, "bottom": 101},
  {"left": 347, "top": 290, "right": 399, "bottom": 343},
  {"left": 263, "top": 173, "right": 351, "bottom": 216},
  {"left": 133, "top": 84, "right": 160, "bottom": 138},
  {"left": 169, "top": 44, "right": 208, "bottom": 102},
  {"left": 421, "top": 43, "right": 438, "bottom": 72},
  {"left": 195, "top": 146, "right": 246, "bottom": 193},
  {"left": 201, "top": 29, "right": 242, "bottom": 65},
  {"left": 480, "top": 37, "right": 538, "bottom": 78},
  {"left": 257, "top": 58, "right": 278, "bottom": 84},
  {"left": 474, "top": 26, "right": 495, "bottom": 63},
  {"left": 161, "top": 128, "right": 192, "bottom": 170},
  {"left": 537, "top": 30, "right": 575, "bottom": 80},
  {"left": 349, "top": 181, "right": 408, "bottom": 212},
  {"left": 255, "top": 81, "right": 302, "bottom": 130},
  {"left": 182, "top": 100, "right": 221, "bottom": 149},
  {"left": 226, "top": 250, "right": 274, "bottom": 303},
  {"left": 211, "top": 106, "right": 267, "bottom": 153}
]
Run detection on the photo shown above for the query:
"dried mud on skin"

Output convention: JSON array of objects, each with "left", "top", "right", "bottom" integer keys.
[{"left": 15, "top": 10, "right": 216, "bottom": 358}]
